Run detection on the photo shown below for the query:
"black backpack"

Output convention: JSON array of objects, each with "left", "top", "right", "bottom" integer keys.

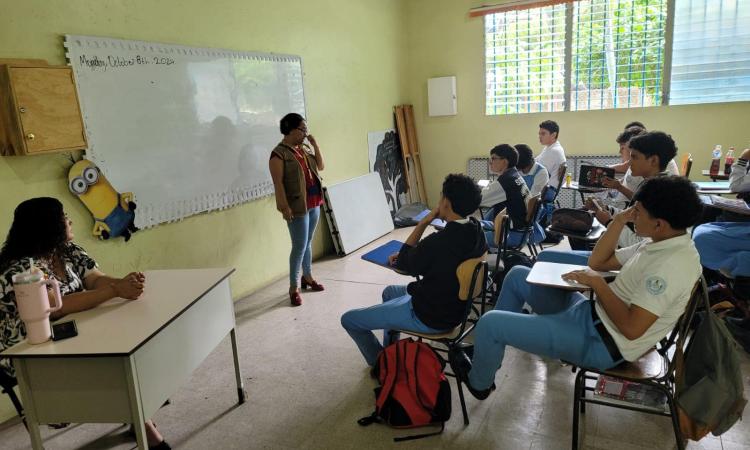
[{"left": 492, "top": 249, "right": 533, "bottom": 287}]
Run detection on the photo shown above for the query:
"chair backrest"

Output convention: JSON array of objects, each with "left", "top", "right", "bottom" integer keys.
[
  {"left": 525, "top": 194, "right": 541, "bottom": 224},
  {"left": 456, "top": 255, "right": 488, "bottom": 302},
  {"left": 551, "top": 163, "right": 567, "bottom": 202},
  {"left": 493, "top": 207, "right": 507, "bottom": 247}
]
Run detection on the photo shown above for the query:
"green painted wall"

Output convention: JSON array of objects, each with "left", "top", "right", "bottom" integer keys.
[
  {"left": 0, "top": 0, "right": 407, "bottom": 423},
  {"left": 404, "top": 0, "right": 750, "bottom": 205}
]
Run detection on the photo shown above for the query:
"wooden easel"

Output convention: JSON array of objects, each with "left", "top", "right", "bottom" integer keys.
[{"left": 394, "top": 104, "right": 428, "bottom": 205}]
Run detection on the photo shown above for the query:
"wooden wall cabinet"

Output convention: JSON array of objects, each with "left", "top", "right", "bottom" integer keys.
[{"left": 0, "top": 64, "right": 88, "bottom": 156}]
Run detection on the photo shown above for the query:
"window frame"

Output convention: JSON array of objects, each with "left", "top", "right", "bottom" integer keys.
[{"left": 483, "top": 0, "right": 735, "bottom": 115}]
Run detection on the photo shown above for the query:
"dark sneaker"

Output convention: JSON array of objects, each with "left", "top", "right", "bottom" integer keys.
[{"left": 448, "top": 347, "right": 495, "bottom": 400}]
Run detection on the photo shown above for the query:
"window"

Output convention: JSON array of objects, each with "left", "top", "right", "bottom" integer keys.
[
  {"left": 670, "top": 0, "right": 750, "bottom": 105},
  {"left": 571, "top": 0, "right": 667, "bottom": 110},
  {"left": 485, "top": 4, "right": 566, "bottom": 114},
  {"left": 482, "top": 0, "right": 750, "bottom": 114}
]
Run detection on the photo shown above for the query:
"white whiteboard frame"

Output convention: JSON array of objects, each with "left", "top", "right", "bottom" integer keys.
[{"left": 64, "top": 35, "right": 306, "bottom": 228}]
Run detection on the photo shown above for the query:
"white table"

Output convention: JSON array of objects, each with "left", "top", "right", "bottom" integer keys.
[{"left": 1, "top": 268, "right": 244, "bottom": 450}]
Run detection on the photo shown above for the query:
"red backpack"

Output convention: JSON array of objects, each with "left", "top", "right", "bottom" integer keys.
[{"left": 357, "top": 338, "right": 451, "bottom": 442}]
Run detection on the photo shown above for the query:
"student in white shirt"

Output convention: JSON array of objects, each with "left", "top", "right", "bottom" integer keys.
[
  {"left": 606, "top": 123, "right": 679, "bottom": 205},
  {"left": 449, "top": 176, "right": 703, "bottom": 399},
  {"left": 536, "top": 120, "right": 566, "bottom": 190}
]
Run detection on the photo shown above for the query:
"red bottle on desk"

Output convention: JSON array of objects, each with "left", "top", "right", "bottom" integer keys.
[
  {"left": 725, "top": 147, "right": 735, "bottom": 175},
  {"left": 710, "top": 144, "right": 722, "bottom": 176}
]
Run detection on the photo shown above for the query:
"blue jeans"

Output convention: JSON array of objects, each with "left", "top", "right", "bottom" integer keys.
[
  {"left": 287, "top": 206, "right": 320, "bottom": 287},
  {"left": 467, "top": 266, "right": 620, "bottom": 390},
  {"left": 693, "top": 222, "right": 750, "bottom": 277},
  {"left": 537, "top": 249, "right": 591, "bottom": 265},
  {"left": 340, "top": 285, "right": 444, "bottom": 366}
]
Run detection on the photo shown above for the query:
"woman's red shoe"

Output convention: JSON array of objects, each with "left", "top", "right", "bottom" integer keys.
[
  {"left": 301, "top": 277, "right": 325, "bottom": 291},
  {"left": 289, "top": 290, "right": 303, "bottom": 306}
]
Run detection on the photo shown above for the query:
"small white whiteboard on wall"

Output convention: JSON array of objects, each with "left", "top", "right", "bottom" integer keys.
[
  {"left": 322, "top": 173, "right": 394, "bottom": 255},
  {"left": 64, "top": 35, "right": 306, "bottom": 228}
]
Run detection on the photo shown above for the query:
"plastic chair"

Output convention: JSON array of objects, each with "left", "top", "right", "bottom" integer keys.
[
  {"left": 570, "top": 279, "right": 704, "bottom": 449},
  {"left": 390, "top": 257, "right": 488, "bottom": 426}
]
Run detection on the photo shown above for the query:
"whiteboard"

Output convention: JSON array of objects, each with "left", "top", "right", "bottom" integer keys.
[
  {"left": 322, "top": 173, "right": 395, "bottom": 255},
  {"left": 64, "top": 35, "right": 306, "bottom": 227}
]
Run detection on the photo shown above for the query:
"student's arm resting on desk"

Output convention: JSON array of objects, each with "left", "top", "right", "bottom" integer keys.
[
  {"left": 50, "top": 270, "right": 145, "bottom": 319},
  {"left": 269, "top": 156, "right": 293, "bottom": 220},
  {"left": 564, "top": 271, "right": 659, "bottom": 340}
]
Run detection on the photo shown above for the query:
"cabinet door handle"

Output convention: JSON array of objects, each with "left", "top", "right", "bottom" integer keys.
[{"left": 26, "top": 133, "right": 35, "bottom": 140}]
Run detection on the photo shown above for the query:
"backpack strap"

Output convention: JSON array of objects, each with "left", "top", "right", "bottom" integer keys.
[
  {"left": 393, "top": 422, "right": 445, "bottom": 442},
  {"left": 375, "top": 339, "right": 400, "bottom": 413},
  {"left": 357, "top": 411, "right": 382, "bottom": 427}
]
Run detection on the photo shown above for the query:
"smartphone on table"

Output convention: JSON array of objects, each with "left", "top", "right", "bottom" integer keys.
[{"left": 51, "top": 320, "right": 78, "bottom": 341}]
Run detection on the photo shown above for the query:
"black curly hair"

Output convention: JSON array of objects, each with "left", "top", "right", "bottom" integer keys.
[
  {"left": 633, "top": 177, "right": 702, "bottom": 230},
  {"left": 628, "top": 131, "right": 677, "bottom": 172},
  {"left": 0, "top": 197, "right": 68, "bottom": 272},
  {"left": 442, "top": 174, "right": 481, "bottom": 217}
]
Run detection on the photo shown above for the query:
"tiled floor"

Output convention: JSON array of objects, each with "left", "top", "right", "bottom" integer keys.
[{"left": 0, "top": 227, "right": 748, "bottom": 449}]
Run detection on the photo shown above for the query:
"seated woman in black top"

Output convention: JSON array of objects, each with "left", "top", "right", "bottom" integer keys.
[
  {"left": 0, "top": 198, "right": 170, "bottom": 450},
  {"left": 340, "top": 174, "right": 488, "bottom": 366}
]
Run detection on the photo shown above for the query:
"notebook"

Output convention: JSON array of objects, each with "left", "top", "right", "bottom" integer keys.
[
  {"left": 578, "top": 164, "right": 616, "bottom": 188},
  {"left": 361, "top": 240, "right": 404, "bottom": 268}
]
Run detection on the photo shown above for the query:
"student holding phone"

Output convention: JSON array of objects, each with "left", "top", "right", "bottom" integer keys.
[
  {"left": 0, "top": 197, "right": 170, "bottom": 450},
  {"left": 269, "top": 113, "right": 326, "bottom": 307}
]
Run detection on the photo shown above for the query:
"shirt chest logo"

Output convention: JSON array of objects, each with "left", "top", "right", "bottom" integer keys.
[{"left": 645, "top": 276, "right": 667, "bottom": 295}]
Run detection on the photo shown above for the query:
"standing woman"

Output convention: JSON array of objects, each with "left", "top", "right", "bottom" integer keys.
[{"left": 269, "top": 113, "right": 325, "bottom": 306}]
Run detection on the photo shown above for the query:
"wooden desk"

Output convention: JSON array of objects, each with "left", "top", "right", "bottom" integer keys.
[
  {"left": 526, "top": 262, "right": 616, "bottom": 291},
  {"left": 1, "top": 268, "right": 244, "bottom": 450},
  {"left": 701, "top": 169, "right": 730, "bottom": 181}
]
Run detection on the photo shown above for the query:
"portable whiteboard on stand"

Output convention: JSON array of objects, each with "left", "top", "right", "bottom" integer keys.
[{"left": 322, "top": 173, "right": 394, "bottom": 256}]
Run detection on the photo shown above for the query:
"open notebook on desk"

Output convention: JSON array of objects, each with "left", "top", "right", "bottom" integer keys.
[{"left": 526, "top": 262, "right": 618, "bottom": 291}]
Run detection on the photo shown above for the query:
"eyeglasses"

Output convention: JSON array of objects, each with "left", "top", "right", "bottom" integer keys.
[{"left": 296, "top": 127, "right": 308, "bottom": 134}]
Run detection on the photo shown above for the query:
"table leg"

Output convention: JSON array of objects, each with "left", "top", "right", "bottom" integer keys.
[
  {"left": 125, "top": 356, "right": 148, "bottom": 450},
  {"left": 230, "top": 328, "right": 247, "bottom": 404},
  {"left": 14, "top": 360, "right": 45, "bottom": 450}
]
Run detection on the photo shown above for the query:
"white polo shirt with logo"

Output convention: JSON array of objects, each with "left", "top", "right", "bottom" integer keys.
[{"left": 595, "top": 233, "right": 701, "bottom": 361}]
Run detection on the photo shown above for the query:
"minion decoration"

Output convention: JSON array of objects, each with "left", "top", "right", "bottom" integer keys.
[{"left": 67, "top": 160, "right": 139, "bottom": 241}]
